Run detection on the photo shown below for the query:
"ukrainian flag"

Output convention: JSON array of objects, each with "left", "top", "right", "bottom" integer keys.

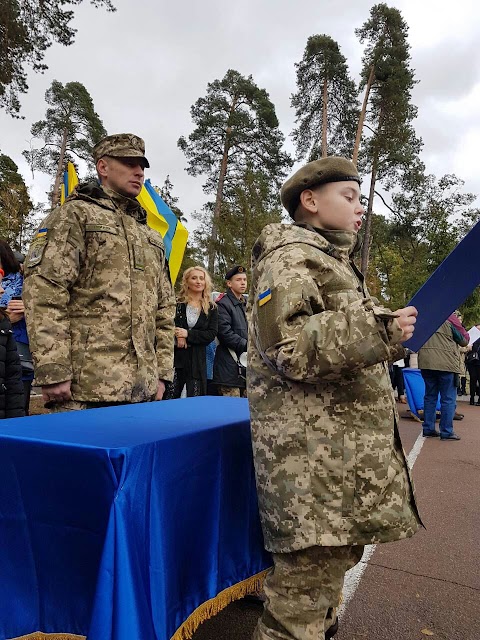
[
  {"left": 137, "top": 179, "right": 188, "bottom": 284},
  {"left": 60, "top": 162, "right": 79, "bottom": 205},
  {"left": 60, "top": 164, "right": 188, "bottom": 284}
]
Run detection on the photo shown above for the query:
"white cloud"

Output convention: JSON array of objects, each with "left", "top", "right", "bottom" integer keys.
[{"left": 1, "top": 0, "right": 480, "bottom": 226}]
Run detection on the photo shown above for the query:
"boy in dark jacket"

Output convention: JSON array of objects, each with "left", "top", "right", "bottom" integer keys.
[{"left": 213, "top": 266, "right": 248, "bottom": 397}]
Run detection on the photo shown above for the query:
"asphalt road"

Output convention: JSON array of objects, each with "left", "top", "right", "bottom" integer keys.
[{"left": 192, "top": 399, "right": 480, "bottom": 640}]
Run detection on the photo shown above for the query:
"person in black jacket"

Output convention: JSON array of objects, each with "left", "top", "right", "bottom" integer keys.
[
  {"left": 212, "top": 265, "right": 248, "bottom": 397},
  {"left": 164, "top": 266, "right": 218, "bottom": 398},
  {"left": 0, "top": 266, "right": 25, "bottom": 418},
  {"left": 466, "top": 335, "right": 480, "bottom": 405}
]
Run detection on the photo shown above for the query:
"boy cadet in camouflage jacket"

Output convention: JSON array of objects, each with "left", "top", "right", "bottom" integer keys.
[
  {"left": 247, "top": 157, "right": 421, "bottom": 640},
  {"left": 23, "top": 134, "right": 175, "bottom": 410}
]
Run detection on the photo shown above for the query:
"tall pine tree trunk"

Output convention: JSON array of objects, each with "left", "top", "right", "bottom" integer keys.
[
  {"left": 208, "top": 96, "right": 237, "bottom": 274},
  {"left": 360, "top": 154, "right": 378, "bottom": 274},
  {"left": 322, "top": 78, "right": 328, "bottom": 158},
  {"left": 352, "top": 65, "right": 375, "bottom": 166},
  {"left": 51, "top": 127, "right": 68, "bottom": 207},
  {"left": 208, "top": 131, "right": 230, "bottom": 274}
]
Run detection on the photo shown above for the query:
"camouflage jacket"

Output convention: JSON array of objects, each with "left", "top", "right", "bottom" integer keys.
[
  {"left": 23, "top": 183, "right": 175, "bottom": 403},
  {"left": 247, "top": 223, "right": 421, "bottom": 552}
]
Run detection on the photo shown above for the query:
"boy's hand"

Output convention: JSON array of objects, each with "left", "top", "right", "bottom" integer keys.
[{"left": 394, "top": 306, "right": 418, "bottom": 342}]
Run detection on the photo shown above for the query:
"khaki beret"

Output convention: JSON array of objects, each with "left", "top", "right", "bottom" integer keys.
[
  {"left": 92, "top": 133, "right": 150, "bottom": 168},
  {"left": 225, "top": 265, "right": 246, "bottom": 280},
  {"left": 280, "top": 157, "right": 360, "bottom": 217}
]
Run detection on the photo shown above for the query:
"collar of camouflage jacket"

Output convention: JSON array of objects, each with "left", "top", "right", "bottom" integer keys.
[
  {"left": 251, "top": 222, "right": 359, "bottom": 267},
  {"left": 72, "top": 182, "right": 147, "bottom": 224}
]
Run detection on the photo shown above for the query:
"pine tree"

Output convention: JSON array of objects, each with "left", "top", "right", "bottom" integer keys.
[
  {"left": 353, "top": 4, "right": 422, "bottom": 273},
  {"left": 178, "top": 69, "right": 292, "bottom": 274},
  {"left": 23, "top": 80, "right": 107, "bottom": 207},
  {"left": 0, "top": 152, "right": 36, "bottom": 249},
  {"left": 291, "top": 34, "right": 359, "bottom": 160},
  {"left": 193, "top": 167, "right": 284, "bottom": 288},
  {"left": 0, "top": 0, "right": 115, "bottom": 118},
  {"left": 368, "top": 172, "right": 480, "bottom": 313}
]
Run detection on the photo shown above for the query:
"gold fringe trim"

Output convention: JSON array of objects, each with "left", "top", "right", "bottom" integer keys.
[
  {"left": 170, "top": 568, "right": 271, "bottom": 640},
  {"left": 9, "top": 571, "right": 271, "bottom": 640},
  {"left": 10, "top": 634, "right": 85, "bottom": 640}
]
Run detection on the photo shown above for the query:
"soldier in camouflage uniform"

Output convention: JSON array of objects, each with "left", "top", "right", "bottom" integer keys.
[
  {"left": 247, "top": 157, "right": 422, "bottom": 639},
  {"left": 23, "top": 134, "right": 175, "bottom": 411}
]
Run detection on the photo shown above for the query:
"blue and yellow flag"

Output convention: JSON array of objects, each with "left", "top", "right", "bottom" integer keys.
[
  {"left": 60, "top": 163, "right": 188, "bottom": 284},
  {"left": 137, "top": 179, "right": 188, "bottom": 285}
]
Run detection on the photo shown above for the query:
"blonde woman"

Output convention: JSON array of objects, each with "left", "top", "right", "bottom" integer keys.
[{"left": 164, "top": 266, "right": 218, "bottom": 399}]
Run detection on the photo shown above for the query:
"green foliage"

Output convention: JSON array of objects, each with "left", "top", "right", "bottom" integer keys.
[
  {"left": 193, "top": 168, "right": 284, "bottom": 289},
  {"left": 0, "top": 0, "right": 115, "bottom": 118},
  {"left": 158, "top": 175, "right": 186, "bottom": 222},
  {"left": 22, "top": 80, "right": 106, "bottom": 204},
  {"left": 178, "top": 69, "right": 291, "bottom": 192},
  {"left": 178, "top": 69, "right": 292, "bottom": 274},
  {"left": 0, "top": 152, "right": 37, "bottom": 249},
  {"left": 356, "top": 3, "right": 422, "bottom": 179},
  {"left": 23, "top": 80, "right": 106, "bottom": 175},
  {"left": 368, "top": 173, "right": 480, "bottom": 321},
  {"left": 291, "top": 34, "right": 359, "bottom": 160}
]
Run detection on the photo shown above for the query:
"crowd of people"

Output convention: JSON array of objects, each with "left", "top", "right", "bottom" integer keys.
[{"left": 0, "top": 132, "right": 477, "bottom": 639}]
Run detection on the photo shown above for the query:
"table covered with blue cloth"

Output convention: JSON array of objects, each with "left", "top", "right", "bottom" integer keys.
[{"left": 0, "top": 397, "right": 271, "bottom": 640}]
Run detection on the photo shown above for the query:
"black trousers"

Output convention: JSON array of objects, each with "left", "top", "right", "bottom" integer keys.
[
  {"left": 164, "top": 368, "right": 204, "bottom": 399},
  {"left": 467, "top": 364, "right": 480, "bottom": 402}
]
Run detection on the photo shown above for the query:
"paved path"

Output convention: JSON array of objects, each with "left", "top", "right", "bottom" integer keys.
[{"left": 193, "top": 400, "right": 480, "bottom": 640}]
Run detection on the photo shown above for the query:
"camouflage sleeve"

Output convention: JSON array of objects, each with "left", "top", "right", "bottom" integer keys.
[
  {"left": 252, "top": 248, "right": 403, "bottom": 383},
  {"left": 155, "top": 258, "right": 175, "bottom": 382},
  {"left": 23, "top": 204, "right": 85, "bottom": 386}
]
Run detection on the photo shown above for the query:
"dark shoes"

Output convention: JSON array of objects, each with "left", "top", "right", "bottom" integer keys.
[
  {"left": 453, "top": 412, "right": 464, "bottom": 420},
  {"left": 325, "top": 617, "right": 339, "bottom": 639},
  {"left": 423, "top": 430, "right": 440, "bottom": 437},
  {"left": 440, "top": 433, "right": 461, "bottom": 441},
  {"left": 470, "top": 399, "right": 475, "bottom": 405}
]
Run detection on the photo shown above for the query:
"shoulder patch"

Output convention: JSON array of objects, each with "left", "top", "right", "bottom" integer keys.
[
  {"left": 258, "top": 288, "right": 272, "bottom": 306},
  {"left": 26, "top": 237, "right": 48, "bottom": 268}
]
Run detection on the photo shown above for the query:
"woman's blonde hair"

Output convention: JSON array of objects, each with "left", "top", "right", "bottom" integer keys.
[{"left": 177, "top": 265, "right": 215, "bottom": 315}]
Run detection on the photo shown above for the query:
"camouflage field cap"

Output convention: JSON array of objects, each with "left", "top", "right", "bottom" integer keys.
[
  {"left": 92, "top": 133, "right": 150, "bottom": 168},
  {"left": 280, "top": 156, "right": 360, "bottom": 217}
]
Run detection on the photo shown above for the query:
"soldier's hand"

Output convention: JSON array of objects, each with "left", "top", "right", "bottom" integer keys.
[
  {"left": 156, "top": 380, "right": 166, "bottom": 400},
  {"left": 394, "top": 306, "right": 418, "bottom": 342},
  {"left": 42, "top": 380, "right": 72, "bottom": 404}
]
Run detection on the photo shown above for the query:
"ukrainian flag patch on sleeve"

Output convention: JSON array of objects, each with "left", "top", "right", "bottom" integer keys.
[
  {"left": 36, "top": 228, "right": 48, "bottom": 238},
  {"left": 258, "top": 288, "right": 272, "bottom": 306}
]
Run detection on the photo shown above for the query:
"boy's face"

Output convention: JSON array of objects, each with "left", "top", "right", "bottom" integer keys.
[
  {"left": 300, "top": 181, "right": 364, "bottom": 233},
  {"left": 227, "top": 273, "right": 247, "bottom": 296}
]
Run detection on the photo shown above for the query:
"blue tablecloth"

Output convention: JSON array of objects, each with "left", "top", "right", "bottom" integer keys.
[{"left": 0, "top": 397, "right": 271, "bottom": 640}]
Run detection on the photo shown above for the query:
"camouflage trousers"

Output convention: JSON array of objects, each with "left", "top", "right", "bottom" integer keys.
[
  {"left": 253, "top": 545, "right": 364, "bottom": 640},
  {"left": 217, "top": 386, "right": 247, "bottom": 398}
]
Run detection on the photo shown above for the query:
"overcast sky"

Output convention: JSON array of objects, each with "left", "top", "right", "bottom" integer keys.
[{"left": 1, "top": 0, "right": 479, "bottom": 227}]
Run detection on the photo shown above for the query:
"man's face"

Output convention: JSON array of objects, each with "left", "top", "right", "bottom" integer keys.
[
  {"left": 301, "top": 182, "right": 364, "bottom": 233},
  {"left": 227, "top": 273, "right": 247, "bottom": 296},
  {"left": 97, "top": 157, "right": 145, "bottom": 198}
]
